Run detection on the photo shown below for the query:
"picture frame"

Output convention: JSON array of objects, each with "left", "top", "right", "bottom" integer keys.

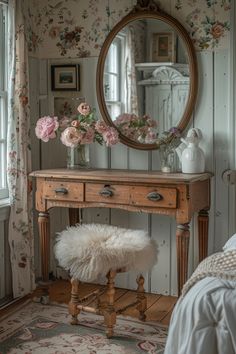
[
  {"left": 151, "top": 32, "right": 176, "bottom": 63},
  {"left": 51, "top": 64, "right": 80, "bottom": 91}
]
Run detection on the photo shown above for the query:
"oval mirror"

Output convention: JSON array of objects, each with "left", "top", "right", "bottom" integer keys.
[{"left": 96, "top": 0, "right": 198, "bottom": 150}]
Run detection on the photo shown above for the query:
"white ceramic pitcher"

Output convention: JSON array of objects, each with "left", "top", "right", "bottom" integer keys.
[{"left": 176, "top": 128, "right": 205, "bottom": 173}]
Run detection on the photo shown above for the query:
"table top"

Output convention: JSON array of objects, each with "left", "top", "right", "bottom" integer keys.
[{"left": 30, "top": 168, "right": 213, "bottom": 185}]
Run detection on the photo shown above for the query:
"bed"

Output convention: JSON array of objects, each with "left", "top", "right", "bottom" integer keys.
[{"left": 164, "top": 235, "right": 236, "bottom": 354}]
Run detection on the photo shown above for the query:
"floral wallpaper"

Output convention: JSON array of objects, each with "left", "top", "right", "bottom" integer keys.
[
  {"left": 23, "top": 0, "right": 230, "bottom": 58},
  {"left": 23, "top": 0, "right": 133, "bottom": 58},
  {"left": 172, "top": 0, "right": 230, "bottom": 50}
]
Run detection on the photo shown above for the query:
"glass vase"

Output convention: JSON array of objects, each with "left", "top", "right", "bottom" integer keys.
[
  {"left": 67, "top": 145, "right": 90, "bottom": 169},
  {"left": 159, "top": 146, "right": 175, "bottom": 173}
]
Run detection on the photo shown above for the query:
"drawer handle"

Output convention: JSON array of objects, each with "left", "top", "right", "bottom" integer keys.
[
  {"left": 147, "top": 191, "right": 162, "bottom": 202},
  {"left": 99, "top": 187, "right": 113, "bottom": 197},
  {"left": 54, "top": 187, "right": 68, "bottom": 195}
]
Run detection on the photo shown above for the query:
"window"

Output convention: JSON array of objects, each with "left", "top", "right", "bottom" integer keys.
[
  {"left": 0, "top": 1, "right": 8, "bottom": 200},
  {"left": 104, "top": 34, "right": 125, "bottom": 119}
]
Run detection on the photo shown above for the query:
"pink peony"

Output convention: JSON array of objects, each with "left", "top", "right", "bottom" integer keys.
[
  {"left": 35, "top": 116, "right": 59, "bottom": 142},
  {"left": 77, "top": 102, "right": 91, "bottom": 116},
  {"left": 60, "top": 127, "right": 81, "bottom": 147},
  {"left": 102, "top": 127, "right": 119, "bottom": 146}
]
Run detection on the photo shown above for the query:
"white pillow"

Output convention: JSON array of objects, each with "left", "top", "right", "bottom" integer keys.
[{"left": 223, "top": 234, "right": 236, "bottom": 251}]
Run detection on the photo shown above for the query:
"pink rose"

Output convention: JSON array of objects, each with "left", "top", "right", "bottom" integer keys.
[
  {"left": 71, "top": 120, "right": 80, "bottom": 128},
  {"left": 210, "top": 23, "right": 224, "bottom": 39},
  {"left": 77, "top": 102, "right": 91, "bottom": 116},
  {"left": 102, "top": 127, "right": 119, "bottom": 146},
  {"left": 60, "top": 127, "right": 81, "bottom": 147},
  {"left": 35, "top": 116, "right": 59, "bottom": 142}
]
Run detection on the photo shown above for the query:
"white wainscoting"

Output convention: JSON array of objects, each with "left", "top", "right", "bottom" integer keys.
[{"left": 29, "top": 48, "right": 233, "bottom": 296}]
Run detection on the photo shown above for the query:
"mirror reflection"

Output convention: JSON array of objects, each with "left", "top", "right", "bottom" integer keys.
[{"left": 103, "top": 18, "right": 190, "bottom": 144}]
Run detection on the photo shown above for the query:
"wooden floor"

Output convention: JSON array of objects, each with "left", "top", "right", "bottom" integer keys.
[
  {"left": 0, "top": 280, "right": 177, "bottom": 325},
  {"left": 47, "top": 280, "right": 177, "bottom": 325}
]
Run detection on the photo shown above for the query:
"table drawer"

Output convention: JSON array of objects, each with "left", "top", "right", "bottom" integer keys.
[
  {"left": 43, "top": 181, "right": 84, "bottom": 202},
  {"left": 130, "top": 186, "right": 177, "bottom": 208},
  {"left": 85, "top": 183, "right": 130, "bottom": 204}
]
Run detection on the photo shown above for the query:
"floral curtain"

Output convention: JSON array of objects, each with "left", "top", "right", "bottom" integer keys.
[
  {"left": 7, "top": 0, "right": 35, "bottom": 298},
  {"left": 124, "top": 26, "right": 139, "bottom": 116}
]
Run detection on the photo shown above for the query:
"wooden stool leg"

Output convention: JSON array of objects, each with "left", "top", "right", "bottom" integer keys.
[
  {"left": 68, "top": 278, "right": 80, "bottom": 325},
  {"left": 136, "top": 274, "right": 147, "bottom": 321},
  {"left": 104, "top": 270, "right": 116, "bottom": 338}
]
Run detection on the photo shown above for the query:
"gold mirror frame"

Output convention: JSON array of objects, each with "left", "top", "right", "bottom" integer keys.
[{"left": 96, "top": 0, "right": 198, "bottom": 150}]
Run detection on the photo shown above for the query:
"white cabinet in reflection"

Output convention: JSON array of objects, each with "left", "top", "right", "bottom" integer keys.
[{"left": 138, "top": 65, "right": 190, "bottom": 132}]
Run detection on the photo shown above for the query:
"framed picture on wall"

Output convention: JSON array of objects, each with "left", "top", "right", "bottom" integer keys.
[
  {"left": 51, "top": 64, "right": 80, "bottom": 91},
  {"left": 151, "top": 32, "right": 176, "bottom": 62}
]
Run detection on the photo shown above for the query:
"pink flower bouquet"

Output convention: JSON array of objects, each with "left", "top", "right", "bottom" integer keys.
[{"left": 35, "top": 102, "right": 119, "bottom": 148}]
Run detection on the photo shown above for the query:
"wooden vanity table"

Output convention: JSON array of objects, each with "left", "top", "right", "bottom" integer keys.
[{"left": 31, "top": 168, "right": 211, "bottom": 295}]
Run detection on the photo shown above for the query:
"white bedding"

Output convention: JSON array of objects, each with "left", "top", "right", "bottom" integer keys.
[{"left": 164, "top": 277, "right": 236, "bottom": 354}]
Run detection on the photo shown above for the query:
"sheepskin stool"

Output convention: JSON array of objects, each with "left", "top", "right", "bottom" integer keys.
[{"left": 54, "top": 223, "right": 157, "bottom": 338}]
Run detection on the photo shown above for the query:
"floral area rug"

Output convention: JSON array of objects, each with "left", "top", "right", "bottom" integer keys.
[{"left": 0, "top": 300, "right": 167, "bottom": 353}]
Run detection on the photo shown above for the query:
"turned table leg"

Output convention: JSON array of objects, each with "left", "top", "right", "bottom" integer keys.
[
  {"left": 176, "top": 223, "right": 190, "bottom": 296},
  {"left": 38, "top": 212, "right": 50, "bottom": 302},
  {"left": 198, "top": 209, "right": 209, "bottom": 262}
]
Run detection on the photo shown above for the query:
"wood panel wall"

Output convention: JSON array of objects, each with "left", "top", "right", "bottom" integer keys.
[{"left": 28, "top": 47, "right": 233, "bottom": 296}]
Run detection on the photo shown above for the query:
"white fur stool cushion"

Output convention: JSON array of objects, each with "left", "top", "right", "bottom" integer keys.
[{"left": 54, "top": 223, "right": 157, "bottom": 282}]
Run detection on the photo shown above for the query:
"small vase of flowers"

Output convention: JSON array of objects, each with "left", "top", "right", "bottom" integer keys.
[
  {"left": 35, "top": 102, "right": 119, "bottom": 169},
  {"left": 157, "top": 127, "right": 181, "bottom": 173}
]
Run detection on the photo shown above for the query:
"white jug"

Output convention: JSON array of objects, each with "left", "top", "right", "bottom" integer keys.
[{"left": 176, "top": 128, "right": 205, "bottom": 173}]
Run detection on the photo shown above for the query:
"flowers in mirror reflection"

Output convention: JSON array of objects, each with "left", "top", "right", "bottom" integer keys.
[{"left": 113, "top": 113, "right": 158, "bottom": 143}]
